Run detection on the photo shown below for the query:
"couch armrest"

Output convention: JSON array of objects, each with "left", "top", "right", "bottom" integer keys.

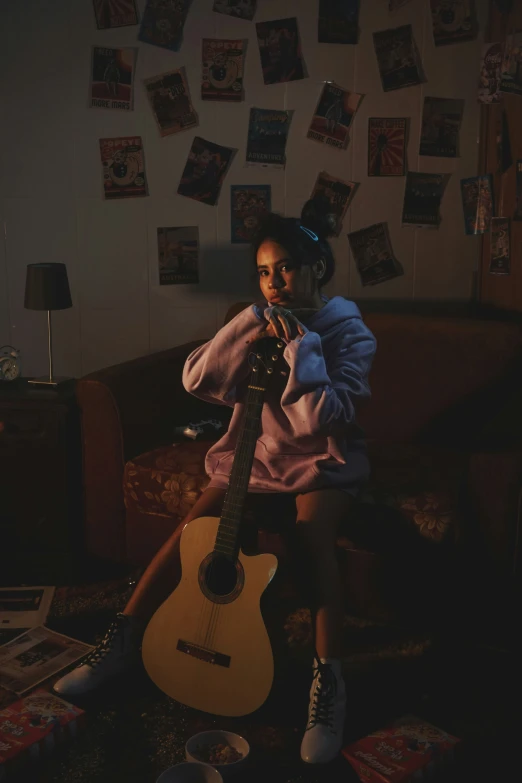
[
  {"left": 77, "top": 341, "right": 231, "bottom": 562},
  {"left": 465, "top": 451, "right": 522, "bottom": 580}
]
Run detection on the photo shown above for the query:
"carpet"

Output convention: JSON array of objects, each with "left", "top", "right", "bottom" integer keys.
[{"left": 0, "top": 574, "right": 501, "bottom": 783}]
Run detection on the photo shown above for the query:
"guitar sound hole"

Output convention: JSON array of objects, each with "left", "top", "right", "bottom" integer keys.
[{"left": 204, "top": 554, "right": 238, "bottom": 597}]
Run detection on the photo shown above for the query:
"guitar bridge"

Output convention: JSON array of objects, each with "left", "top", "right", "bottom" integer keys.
[{"left": 176, "top": 639, "right": 231, "bottom": 668}]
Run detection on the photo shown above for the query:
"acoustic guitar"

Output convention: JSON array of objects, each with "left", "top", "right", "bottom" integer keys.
[{"left": 141, "top": 336, "right": 287, "bottom": 717}]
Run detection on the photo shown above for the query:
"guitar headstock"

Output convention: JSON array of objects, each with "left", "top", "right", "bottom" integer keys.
[{"left": 248, "top": 336, "right": 287, "bottom": 389}]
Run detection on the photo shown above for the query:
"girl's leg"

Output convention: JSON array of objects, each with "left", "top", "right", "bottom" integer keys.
[
  {"left": 293, "top": 488, "right": 352, "bottom": 765},
  {"left": 124, "top": 486, "right": 227, "bottom": 623},
  {"left": 294, "top": 488, "right": 351, "bottom": 659}
]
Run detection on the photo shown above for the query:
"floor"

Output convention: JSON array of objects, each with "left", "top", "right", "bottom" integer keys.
[{"left": 2, "top": 573, "right": 520, "bottom": 782}]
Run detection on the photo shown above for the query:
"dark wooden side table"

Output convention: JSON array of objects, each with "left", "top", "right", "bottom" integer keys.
[{"left": 0, "top": 379, "right": 82, "bottom": 585}]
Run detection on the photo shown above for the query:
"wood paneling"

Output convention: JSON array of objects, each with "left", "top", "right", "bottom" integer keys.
[{"left": 480, "top": 1, "right": 522, "bottom": 309}]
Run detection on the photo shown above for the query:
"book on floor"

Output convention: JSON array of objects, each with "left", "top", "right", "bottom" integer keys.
[
  {"left": 0, "top": 689, "right": 84, "bottom": 780},
  {"left": 342, "top": 714, "right": 460, "bottom": 783}
]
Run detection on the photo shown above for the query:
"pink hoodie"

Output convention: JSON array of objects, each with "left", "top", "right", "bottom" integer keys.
[{"left": 182, "top": 296, "right": 377, "bottom": 494}]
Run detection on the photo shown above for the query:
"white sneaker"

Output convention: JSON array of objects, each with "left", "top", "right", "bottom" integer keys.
[
  {"left": 300, "top": 657, "right": 346, "bottom": 764},
  {"left": 52, "top": 614, "right": 143, "bottom": 699}
]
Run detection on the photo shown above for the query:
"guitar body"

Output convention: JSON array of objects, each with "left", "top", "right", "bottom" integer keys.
[{"left": 142, "top": 515, "right": 278, "bottom": 717}]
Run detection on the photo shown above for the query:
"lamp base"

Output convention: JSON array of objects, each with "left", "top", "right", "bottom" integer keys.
[{"left": 28, "top": 376, "right": 72, "bottom": 387}]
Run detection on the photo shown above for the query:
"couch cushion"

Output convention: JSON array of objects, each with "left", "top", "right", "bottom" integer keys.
[
  {"left": 124, "top": 442, "right": 212, "bottom": 522},
  {"left": 124, "top": 439, "right": 465, "bottom": 550}
]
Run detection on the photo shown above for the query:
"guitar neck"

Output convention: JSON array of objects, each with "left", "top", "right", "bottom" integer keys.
[{"left": 214, "top": 381, "right": 265, "bottom": 558}]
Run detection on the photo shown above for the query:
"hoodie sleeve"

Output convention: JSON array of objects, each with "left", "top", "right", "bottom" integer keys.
[
  {"left": 182, "top": 304, "right": 265, "bottom": 406},
  {"left": 279, "top": 318, "right": 376, "bottom": 437}
]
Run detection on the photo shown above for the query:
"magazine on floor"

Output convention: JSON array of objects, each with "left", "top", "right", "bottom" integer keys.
[
  {"left": 0, "top": 627, "right": 92, "bottom": 695},
  {"left": 0, "top": 587, "right": 55, "bottom": 629}
]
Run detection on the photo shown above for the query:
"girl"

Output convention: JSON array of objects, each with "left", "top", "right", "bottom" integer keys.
[{"left": 53, "top": 200, "right": 377, "bottom": 765}]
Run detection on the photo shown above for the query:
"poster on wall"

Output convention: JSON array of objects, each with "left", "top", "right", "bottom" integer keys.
[
  {"left": 307, "top": 83, "right": 362, "bottom": 151},
  {"left": 460, "top": 174, "right": 493, "bottom": 235},
  {"left": 402, "top": 172, "right": 448, "bottom": 228},
  {"left": 347, "top": 223, "right": 403, "bottom": 287},
  {"left": 89, "top": 47, "right": 137, "bottom": 111},
  {"left": 478, "top": 42, "right": 503, "bottom": 104},
  {"left": 255, "top": 18, "right": 306, "bottom": 85},
  {"left": 318, "top": 0, "right": 360, "bottom": 45},
  {"left": 230, "top": 185, "right": 271, "bottom": 244},
  {"left": 419, "top": 97, "right": 464, "bottom": 158},
  {"left": 246, "top": 108, "right": 292, "bottom": 168},
  {"left": 500, "top": 32, "right": 522, "bottom": 96},
  {"left": 144, "top": 69, "right": 198, "bottom": 137},
  {"left": 157, "top": 227, "right": 199, "bottom": 285},
  {"left": 92, "top": 0, "right": 139, "bottom": 29},
  {"left": 514, "top": 161, "right": 522, "bottom": 221},
  {"left": 310, "top": 171, "right": 357, "bottom": 236},
  {"left": 373, "top": 25, "right": 425, "bottom": 92},
  {"left": 489, "top": 218, "right": 510, "bottom": 275},
  {"left": 213, "top": 0, "right": 256, "bottom": 20},
  {"left": 177, "top": 136, "right": 234, "bottom": 206},
  {"left": 99, "top": 136, "right": 148, "bottom": 199},
  {"left": 368, "top": 118, "right": 407, "bottom": 176},
  {"left": 201, "top": 39, "right": 245, "bottom": 102},
  {"left": 138, "top": 0, "right": 191, "bottom": 52},
  {"left": 430, "top": 1, "right": 477, "bottom": 47}
]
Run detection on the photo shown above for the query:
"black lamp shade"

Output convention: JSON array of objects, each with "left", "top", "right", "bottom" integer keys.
[{"left": 24, "top": 263, "right": 72, "bottom": 311}]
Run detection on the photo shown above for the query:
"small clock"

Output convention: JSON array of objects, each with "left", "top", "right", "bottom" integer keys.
[{"left": 0, "top": 346, "right": 21, "bottom": 382}]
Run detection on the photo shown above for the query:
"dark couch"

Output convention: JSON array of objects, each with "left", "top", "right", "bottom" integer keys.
[{"left": 76, "top": 302, "right": 522, "bottom": 627}]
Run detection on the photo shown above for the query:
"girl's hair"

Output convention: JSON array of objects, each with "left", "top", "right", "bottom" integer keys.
[{"left": 251, "top": 198, "right": 337, "bottom": 288}]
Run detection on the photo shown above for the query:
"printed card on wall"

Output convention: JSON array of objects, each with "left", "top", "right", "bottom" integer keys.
[
  {"left": 368, "top": 118, "right": 407, "bottom": 176},
  {"left": 99, "top": 137, "right": 147, "bottom": 199},
  {"left": 246, "top": 108, "right": 292, "bottom": 168},
  {"left": 307, "top": 83, "right": 361, "bottom": 151},
  {"left": 489, "top": 218, "right": 510, "bottom": 275},
  {"left": 478, "top": 43, "right": 503, "bottom": 104},
  {"left": 158, "top": 227, "right": 199, "bottom": 285},
  {"left": 256, "top": 18, "right": 305, "bottom": 85},
  {"left": 310, "top": 171, "right": 357, "bottom": 236},
  {"left": 430, "top": 1, "right": 477, "bottom": 47},
  {"left": 419, "top": 97, "right": 464, "bottom": 158},
  {"left": 373, "top": 25, "right": 424, "bottom": 92},
  {"left": 139, "top": 0, "right": 190, "bottom": 52},
  {"left": 213, "top": 0, "right": 256, "bottom": 20},
  {"left": 460, "top": 175, "right": 494, "bottom": 235},
  {"left": 318, "top": 0, "right": 360, "bottom": 45},
  {"left": 500, "top": 32, "right": 522, "bottom": 96},
  {"left": 514, "top": 161, "right": 522, "bottom": 221},
  {"left": 402, "top": 172, "right": 448, "bottom": 228},
  {"left": 348, "top": 223, "right": 403, "bottom": 287},
  {"left": 202, "top": 39, "right": 244, "bottom": 102},
  {"left": 230, "top": 186, "right": 271, "bottom": 244},
  {"left": 144, "top": 69, "right": 198, "bottom": 137},
  {"left": 177, "top": 136, "right": 234, "bottom": 206},
  {"left": 90, "top": 47, "right": 137, "bottom": 111},
  {"left": 92, "top": 0, "right": 139, "bottom": 29}
]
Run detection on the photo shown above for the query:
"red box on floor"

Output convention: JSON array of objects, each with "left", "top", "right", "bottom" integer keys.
[
  {"left": 0, "top": 689, "right": 84, "bottom": 780},
  {"left": 342, "top": 715, "right": 460, "bottom": 783}
]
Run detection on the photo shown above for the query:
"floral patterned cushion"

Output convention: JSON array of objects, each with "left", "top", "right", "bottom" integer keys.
[{"left": 123, "top": 440, "right": 466, "bottom": 547}]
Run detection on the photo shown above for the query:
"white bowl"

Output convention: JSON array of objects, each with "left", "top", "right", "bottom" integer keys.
[
  {"left": 156, "top": 761, "right": 223, "bottom": 783},
  {"left": 185, "top": 730, "right": 250, "bottom": 778}
]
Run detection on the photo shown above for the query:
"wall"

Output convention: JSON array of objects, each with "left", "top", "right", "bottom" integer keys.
[
  {"left": 0, "top": 0, "right": 487, "bottom": 378},
  {"left": 479, "top": 0, "right": 522, "bottom": 310}
]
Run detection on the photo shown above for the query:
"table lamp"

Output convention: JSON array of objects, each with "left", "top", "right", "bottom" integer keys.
[{"left": 24, "top": 263, "right": 72, "bottom": 386}]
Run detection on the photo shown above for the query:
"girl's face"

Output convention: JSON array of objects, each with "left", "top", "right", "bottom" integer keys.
[{"left": 256, "top": 240, "right": 323, "bottom": 309}]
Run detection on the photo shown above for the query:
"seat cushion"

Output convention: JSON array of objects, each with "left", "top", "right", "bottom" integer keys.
[{"left": 124, "top": 439, "right": 465, "bottom": 552}]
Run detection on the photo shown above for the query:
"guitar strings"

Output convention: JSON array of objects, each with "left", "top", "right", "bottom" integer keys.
[{"left": 204, "top": 386, "right": 264, "bottom": 650}]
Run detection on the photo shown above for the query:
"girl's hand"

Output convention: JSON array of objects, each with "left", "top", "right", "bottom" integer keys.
[{"left": 266, "top": 306, "right": 306, "bottom": 341}]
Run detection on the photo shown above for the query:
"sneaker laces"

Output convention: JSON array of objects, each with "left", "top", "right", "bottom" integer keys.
[
  {"left": 82, "top": 614, "right": 130, "bottom": 669},
  {"left": 307, "top": 660, "right": 337, "bottom": 731}
]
